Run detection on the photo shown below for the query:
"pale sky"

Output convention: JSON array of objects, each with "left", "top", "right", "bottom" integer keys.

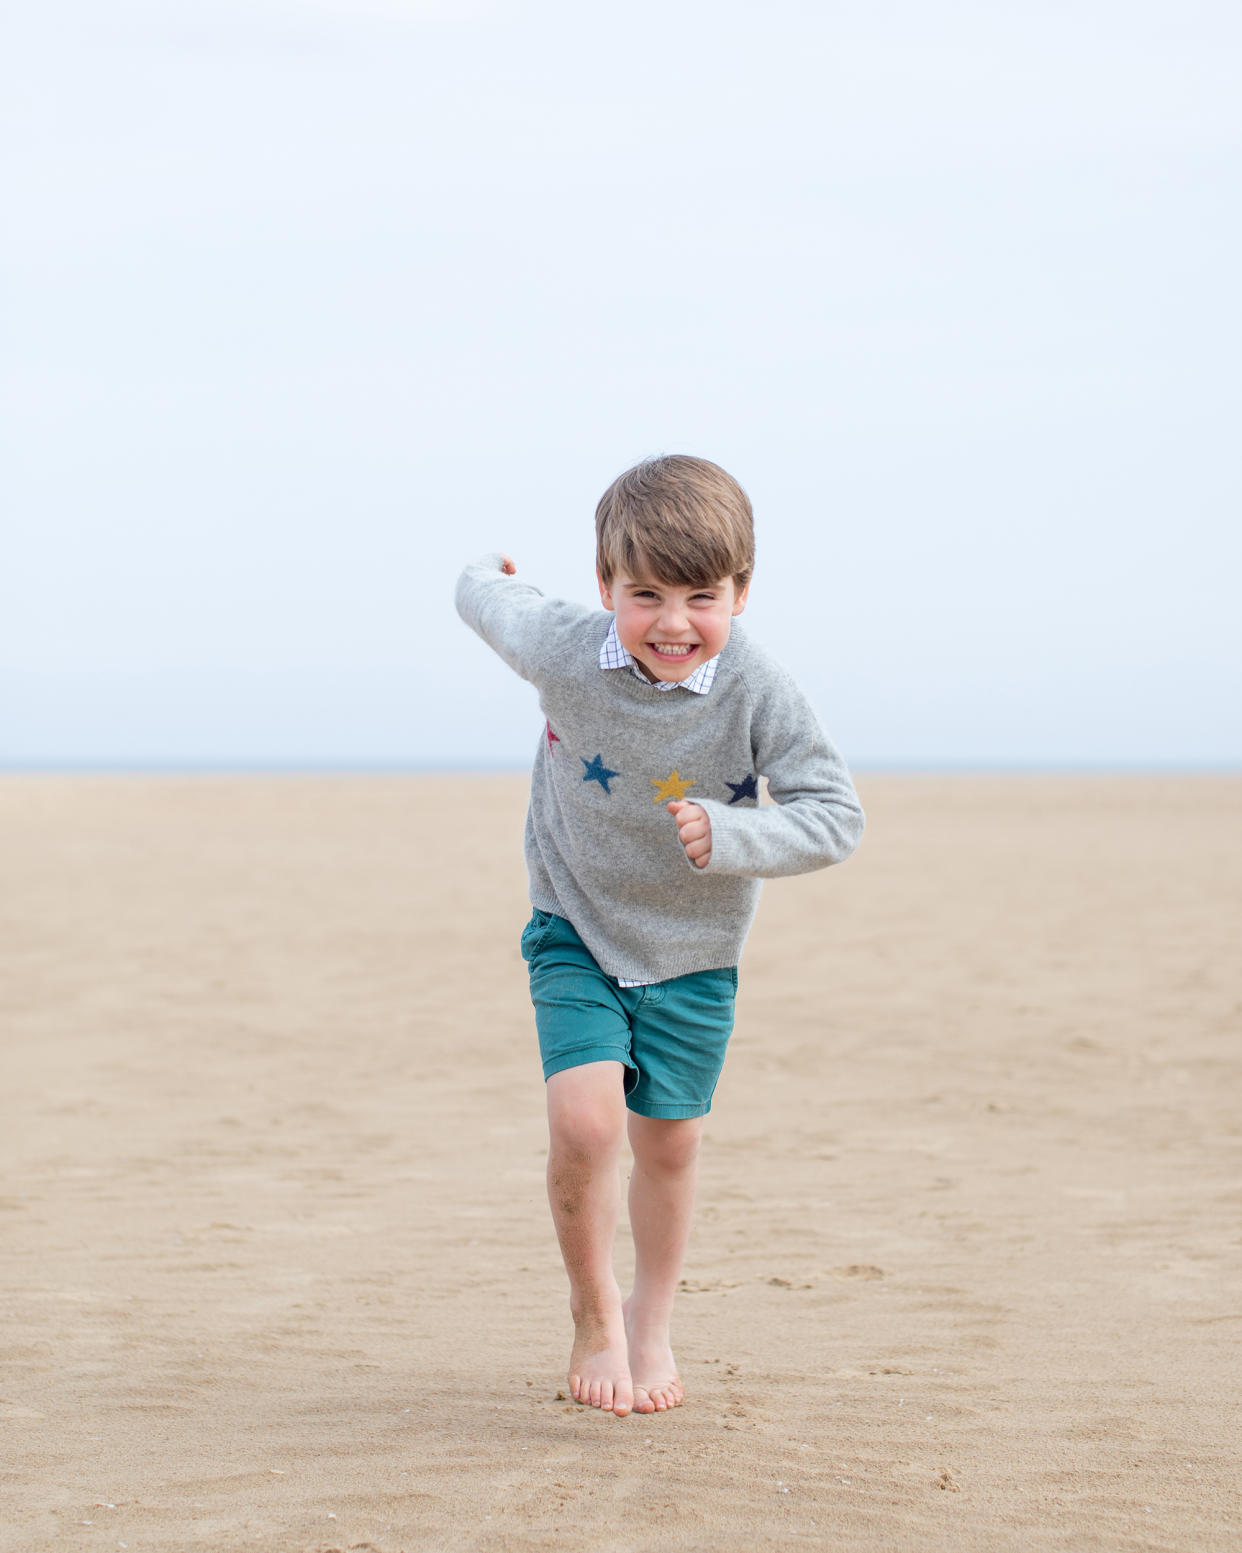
[{"left": 3, "top": 0, "right": 1239, "bottom": 768}]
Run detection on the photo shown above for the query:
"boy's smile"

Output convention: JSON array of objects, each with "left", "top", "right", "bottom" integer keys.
[{"left": 598, "top": 569, "right": 750, "bottom": 684}]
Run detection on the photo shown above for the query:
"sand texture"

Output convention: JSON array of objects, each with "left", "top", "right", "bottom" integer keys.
[{"left": 2, "top": 774, "right": 1240, "bottom": 1553}]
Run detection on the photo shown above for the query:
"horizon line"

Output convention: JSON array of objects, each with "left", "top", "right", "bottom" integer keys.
[{"left": 3, "top": 760, "right": 1240, "bottom": 778}]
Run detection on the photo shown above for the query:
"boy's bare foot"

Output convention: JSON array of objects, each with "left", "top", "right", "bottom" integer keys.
[
  {"left": 569, "top": 1306, "right": 633, "bottom": 1416},
  {"left": 624, "top": 1298, "right": 684, "bottom": 1414}
]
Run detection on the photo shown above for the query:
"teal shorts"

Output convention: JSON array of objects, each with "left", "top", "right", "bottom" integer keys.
[{"left": 520, "top": 908, "right": 738, "bottom": 1120}]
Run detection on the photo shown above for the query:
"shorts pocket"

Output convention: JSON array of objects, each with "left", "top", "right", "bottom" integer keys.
[
  {"left": 710, "top": 966, "right": 739, "bottom": 997},
  {"left": 520, "top": 908, "right": 558, "bottom": 962}
]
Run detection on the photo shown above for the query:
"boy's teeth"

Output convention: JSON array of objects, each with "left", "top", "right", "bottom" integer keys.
[{"left": 653, "top": 644, "right": 694, "bottom": 655}]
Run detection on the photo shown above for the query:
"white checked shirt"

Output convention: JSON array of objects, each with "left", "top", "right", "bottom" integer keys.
[{"left": 599, "top": 618, "right": 719, "bottom": 983}]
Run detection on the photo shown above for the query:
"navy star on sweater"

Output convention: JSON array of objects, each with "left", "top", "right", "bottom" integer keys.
[{"left": 725, "top": 772, "right": 758, "bottom": 804}]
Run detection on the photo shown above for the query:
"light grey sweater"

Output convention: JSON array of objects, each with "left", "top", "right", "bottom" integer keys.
[{"left": 456, "top": 554, "right": 864, "bottom": 982}]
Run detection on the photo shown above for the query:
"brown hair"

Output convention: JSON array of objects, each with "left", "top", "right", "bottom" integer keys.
[{"left": 595, "top": 455, "right": 754, "bottom": 590}]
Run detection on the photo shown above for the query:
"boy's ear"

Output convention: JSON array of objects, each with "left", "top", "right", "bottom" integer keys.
[
  {"left": 597, "top": 569, "right": 615, "bottom": 610},
  {"left": 731, "top": 581, "right": 750, "bottom": 617}
]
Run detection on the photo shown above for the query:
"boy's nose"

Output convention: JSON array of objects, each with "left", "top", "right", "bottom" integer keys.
[{"left": 658, "top": 605, "right": 690, "bottom": 634}]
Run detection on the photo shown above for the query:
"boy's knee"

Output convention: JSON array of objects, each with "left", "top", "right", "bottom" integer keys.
[
  {"left": 546, "top": 1062, "right": 627, "bottom": 1163},
  {"left": 548, "top": 1100, "right": 625, "bottom": 1164},
  {"left": 630, "top": 1116, "right": 702, "bottom": 1174}
]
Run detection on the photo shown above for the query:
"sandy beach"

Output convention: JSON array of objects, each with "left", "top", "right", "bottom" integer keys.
[{"left": 3, "top": 773, "right": 1240, "bottom": 1553}]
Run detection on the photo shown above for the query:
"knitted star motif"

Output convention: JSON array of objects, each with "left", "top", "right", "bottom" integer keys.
[
  {"left": 581, "top": 753, "right": 620, "bottom": 793},
  {"left": 546, "top": 720, "right": 560, "bottom": 750},
  {"left": 725, "top": 772, "right": 758, "bottom": 804},
  {"left": 651, "top": 769, "right": 695, "bottom": 804}
]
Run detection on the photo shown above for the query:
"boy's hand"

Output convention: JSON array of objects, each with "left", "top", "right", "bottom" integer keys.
[
  {"left": 668, "top": 800, "right": 711, "bottom": 869},
  {"left": 500, "top": 554, "right": 516, "bottom": 575}
]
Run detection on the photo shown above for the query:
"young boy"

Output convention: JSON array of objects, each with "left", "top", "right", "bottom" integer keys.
[{"left": 455, "top": 455, "right": 864, "bottom": 1418}]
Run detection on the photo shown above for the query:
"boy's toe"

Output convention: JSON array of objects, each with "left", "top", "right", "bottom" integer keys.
[{"left": 633, "top": 1380, "right": 681, "bottom": 1412}]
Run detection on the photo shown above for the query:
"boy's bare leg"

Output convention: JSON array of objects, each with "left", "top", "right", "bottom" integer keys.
[
  {"left": 545, "top": 1061, "right": 633, "bottom": 1416},
  {"left": 624, "top": 1113, "right": 702, "bottom": 1413}
]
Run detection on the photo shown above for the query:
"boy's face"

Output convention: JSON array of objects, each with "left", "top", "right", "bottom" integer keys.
[{"left": 597, "top": 567, "right": 750, "bottom": 684}]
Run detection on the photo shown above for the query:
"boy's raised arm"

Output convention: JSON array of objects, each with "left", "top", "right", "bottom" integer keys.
[
  {"left": 457, "top": 551, "right": 602, "bottom": 697},
  {"left": 454, "top": 552, "right": 560, "bottom": 683}
]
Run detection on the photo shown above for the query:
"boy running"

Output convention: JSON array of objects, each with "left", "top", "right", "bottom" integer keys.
[{"left": 455, "top": 455, "right": 864, "bottom": 1416}]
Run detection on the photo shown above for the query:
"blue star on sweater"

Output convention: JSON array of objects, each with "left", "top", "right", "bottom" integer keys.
[
  {"left": 725, "top": 772, "right": 758, "bottom": 804},
  {"left": 581, "top": 753, "right": 621, "bottom": 794}
]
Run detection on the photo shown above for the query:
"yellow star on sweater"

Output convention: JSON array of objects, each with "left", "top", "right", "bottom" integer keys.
[{"left": 651, "top": 769, "right": 695, "bottom": 803}]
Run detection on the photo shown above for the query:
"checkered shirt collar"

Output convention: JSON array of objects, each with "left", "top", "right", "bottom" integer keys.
[{"left": 598, "top": 618, "right": 718, "bottom": 695}]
